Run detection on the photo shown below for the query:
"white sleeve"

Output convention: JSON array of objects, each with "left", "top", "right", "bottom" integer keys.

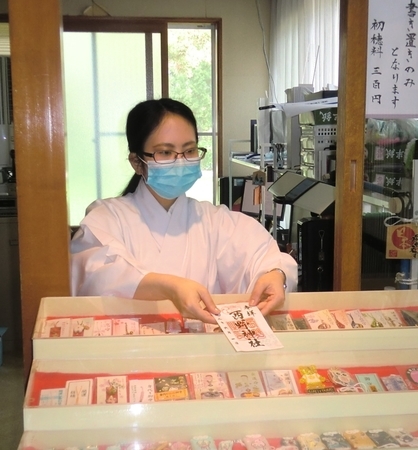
[
  {"left": 214, "top": 207, "right": 298, "bottom": 293},
  {"left": 70, "top": 205, "right": 147, "bottom": 298}
]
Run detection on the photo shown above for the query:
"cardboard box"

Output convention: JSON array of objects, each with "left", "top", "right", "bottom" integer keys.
[{"left": 0, "top": 327, "right": 7, "bottom": 365}]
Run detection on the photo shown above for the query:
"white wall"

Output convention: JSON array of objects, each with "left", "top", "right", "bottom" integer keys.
[{"left": 60, "top": 0, "right": 271, "bottom": 176}]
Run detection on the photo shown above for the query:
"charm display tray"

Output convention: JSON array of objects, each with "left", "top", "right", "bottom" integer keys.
[{"left": 19, "top": 290, "right": 418, "bottom": 449}]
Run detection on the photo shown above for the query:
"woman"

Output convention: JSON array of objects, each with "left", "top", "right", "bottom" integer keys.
[{"left": 71, "top": 98, "right": 297, "bottom": 324}]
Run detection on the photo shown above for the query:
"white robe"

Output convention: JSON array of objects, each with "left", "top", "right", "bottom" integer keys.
[{"left": 71, "top": 180, "right": 298, "bottom": 297}]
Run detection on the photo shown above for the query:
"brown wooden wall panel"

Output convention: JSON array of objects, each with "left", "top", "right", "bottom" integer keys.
[{"left": 8, "top": 0, "right": 70, "bottom": 380}]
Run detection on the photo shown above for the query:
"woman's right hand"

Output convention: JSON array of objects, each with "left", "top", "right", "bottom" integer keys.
[{"left": 134, "top": 273, "right": 220, "bottom": 324}]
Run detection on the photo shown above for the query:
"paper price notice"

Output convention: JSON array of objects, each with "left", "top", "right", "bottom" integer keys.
[{"left": 212, "top": 303, "right": 283, "bottom": 351}]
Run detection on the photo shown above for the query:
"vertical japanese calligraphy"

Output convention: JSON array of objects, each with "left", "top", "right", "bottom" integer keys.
[
  {"left": 212, "top": 303, "right": 283, "bottom": 351},
  {"left": 366, "top": 0, "right": 418, "bottom": 117}
]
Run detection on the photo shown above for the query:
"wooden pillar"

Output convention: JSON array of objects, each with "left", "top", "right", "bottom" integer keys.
[
  {"left": 333, "top": 0, "right": 369, "bottom": 290},
  {"left": 8, "top": 0, "right": 70, "bottom": 380}
]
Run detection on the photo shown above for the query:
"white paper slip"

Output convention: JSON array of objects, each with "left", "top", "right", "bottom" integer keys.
[
  {"left": 112, "top": 318, "right": 140, "bottom": 336},
  {"left": 212, "top": 303, "right": 283, "bottom": 351},
  {"left": 129, "top": 379, "right": 155, "bottom": 403},
  {"left": 381, "top": 309, "right": 404, "bottom": 327},
  {"left": 93, "top": 319, "right": 112, "bottom": 336},
  {"left": 140, "top": 322, "right": 166, "bottom": 335},
  {"left": 39, "top": 388, "right": 67, "bottom": 406},
  {"left": 70, "top": 317, "right": 94, "bottom": 337},
  {"left": 267, "top": 312, "right": 297, "bottom": 331},
  {"left": 227, "top": 370, "right": 266, "bottom": 398},
  {"left": 304, "top": 309, "right": 339, "bottom": 330},
  {"left": 190, "top": 371, "right": 232, "bottom": 399},
  {"left": 41, "top": 318, "right": 72, "bottom": 338},
  {"left": 262, "top": 369, "right": 299, "bottom": 395},
  {"left": 362, "top": 310, "right": 390, "bottom": 328},
  {"left": 97, "top": 376, "right": 128, "bottom": 404},
  {"left": 65, "top": 379, "right": 93, "bottom": 405}
]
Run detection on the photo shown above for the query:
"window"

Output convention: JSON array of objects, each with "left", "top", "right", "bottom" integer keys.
[
  {"left": 63, "top": 18, "right": 220, "bottom": 225},
  {"left": 269, "top": 0, "right": 340, "bottom": 103},
  {"left": 168, "top": 24, "right": 217, "bottom": 203}
]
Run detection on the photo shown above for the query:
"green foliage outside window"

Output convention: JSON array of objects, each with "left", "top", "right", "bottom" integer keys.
[{"left": 168, "top": 29, "right": 213, "bottom": 171}]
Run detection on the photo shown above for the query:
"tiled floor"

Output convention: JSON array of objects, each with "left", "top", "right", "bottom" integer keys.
[{"left": 0, "top": 351, "right": 25, "bottom": 450}]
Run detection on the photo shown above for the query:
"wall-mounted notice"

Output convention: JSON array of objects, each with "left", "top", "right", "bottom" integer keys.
[{"left": 366, "top": 0, "right": 418, "bottom": 118}]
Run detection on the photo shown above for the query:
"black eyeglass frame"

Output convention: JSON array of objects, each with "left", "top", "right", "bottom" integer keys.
[{"left": 142, "top": 147, "right": 207, "bottom": 164}]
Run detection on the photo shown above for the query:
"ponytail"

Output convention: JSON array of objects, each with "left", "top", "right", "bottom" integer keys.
[{"left": 121, "top": 173, "right": 142, "bottom": 196}]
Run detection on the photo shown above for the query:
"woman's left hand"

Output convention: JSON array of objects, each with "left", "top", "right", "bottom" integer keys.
[{"left": 248, "top": 270, "right": 286, "bottom": 316}]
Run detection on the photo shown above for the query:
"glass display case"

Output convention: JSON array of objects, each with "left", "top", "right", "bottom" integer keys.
[{"left": 19, "top": 290, "right": 418, "bottom": 449}]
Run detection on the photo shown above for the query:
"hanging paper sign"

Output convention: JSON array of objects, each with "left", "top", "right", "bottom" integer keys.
[
  {"left": 366, "top": 0, "right": 418, "bottom": 118},
  {"left": 386, "top": 223, "right": 418, "bottom": 259}
]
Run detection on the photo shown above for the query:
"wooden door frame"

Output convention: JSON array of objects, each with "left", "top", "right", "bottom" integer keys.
[
  {"left": 333, "top": 0, "right": 368, "bottom": 290},
  {"left": 8, "top": 0, "right": 70, "bottom": 381}
]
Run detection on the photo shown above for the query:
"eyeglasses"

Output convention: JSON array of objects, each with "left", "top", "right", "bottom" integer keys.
[{"left": 143, "top": 147, "right": 207, "bottom": 165}]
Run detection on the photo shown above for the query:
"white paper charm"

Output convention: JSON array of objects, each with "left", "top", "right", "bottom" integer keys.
[{"left": 212, "top": 303, "right": 283, "bottom": 351}]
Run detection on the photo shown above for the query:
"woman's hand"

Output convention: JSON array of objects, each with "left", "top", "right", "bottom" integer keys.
[
  {"left": 248, "top": 269, "right": 286, "bottom": 316},
  {"left": 134, "top": 273, "right": 220, "bottom": 324}
]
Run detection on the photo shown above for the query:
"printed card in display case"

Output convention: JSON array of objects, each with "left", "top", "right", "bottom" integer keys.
[
  {"left": 183, "top": 319, "right": 206, "bottom": 333},
  {"left": 354, "top": 373, "right": 385, "bottom": 393},
  {"left": 227, "top": 370, "right": 266, "bottom": 398},
  {"left": 292, "top": 317, "right": 309, "bottom": 330},
  {"left": 400, "top": 309, "right": 418, "bottom": 326},
  {"left": 342, "top": 430, "right": 376, "bottom": 449},
  {"left": 327, "top": 367, "right": 365, "bottom": 393},
  {"left": 190, "top": 435, "right": 217, "bottom": 450},
  {"left": 266, "top": 313, "right": 297, "bottom": 331},
  {"left": 345, "top": 310, "right": 369, "bottom": 329},
  {"left": 190, "top": 371, "right": 232, "bottom": 400},
  {"left": 69, "top": 317, "right": 95, "bottom": 337},
  {"left": 154, "top": 374, "right": 190, "bottom": 401},
  {"left": 303, "top": 309, "right": 339, "bottom": 330},
  {"left": 280, "top": 437, "right": 300, "bottom": 450},
  {"left": 261, "top": 369, "right": 299, "bottom": 396},
  {"left": 387, "top": 428, "right": 418, "bottom": 447},
  {"left": 41, "top": 318, "right": 71, "bottom": 338},
  {"left": 380, "top": 374, "right": 409, "bottom": 391},
  {"left": 297, "top": 432, "right": 327, "bottom": 450},
  {"left": 297, "top": 365, "right": 336, "bottom": 394},
  {"left": 65, "top": 379, "right": 93, "bottom": 406},
  {"left": 330, "top": 310, "right": 353, "bottom": 329},
  {"left": 320, "top": 431, "right": 352, "bottom": 450},
  {"left": 96, "top": 376, "right": 128, "bottom": 404},
  {"left": 243, "top": 434, "right": 271, "bottom": 450},
  {"left": 129, "top": 379, "right": 155, "bottom": 403},
  {"left": 361, "top": 310, "right": 390, "bottom": 328},
  {"left": 139, "top": 322, "right": 166, "bottom": 335},
  {"left": 395, "top": 365, "right": 418, "bottom": 390},
  {"left": 93, "top": 319, "right": 112, "bottom": 336},
  {"left": 380, "top": 309, "right": 404, "bottom": 327},
  {"left": 39, "top": 388, "right": 67, "bottom": 406},
  {"left": 112, "top": 318, "right": 140, "bottom": 336},
  {"left": 366, "top": 429, "right": 401, "bottom": 448},
  {"left": 166, "top": 318, "right": 183, "bottom": 334}
]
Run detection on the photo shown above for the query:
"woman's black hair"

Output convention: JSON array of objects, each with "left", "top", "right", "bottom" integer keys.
[{"left": 121, "top": 98, "right": 198, "bottom": 196}]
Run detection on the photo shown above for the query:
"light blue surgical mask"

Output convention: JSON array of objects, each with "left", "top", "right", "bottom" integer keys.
[{"left": 144, "top": 159, "right": 202, "bottom": 199}]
